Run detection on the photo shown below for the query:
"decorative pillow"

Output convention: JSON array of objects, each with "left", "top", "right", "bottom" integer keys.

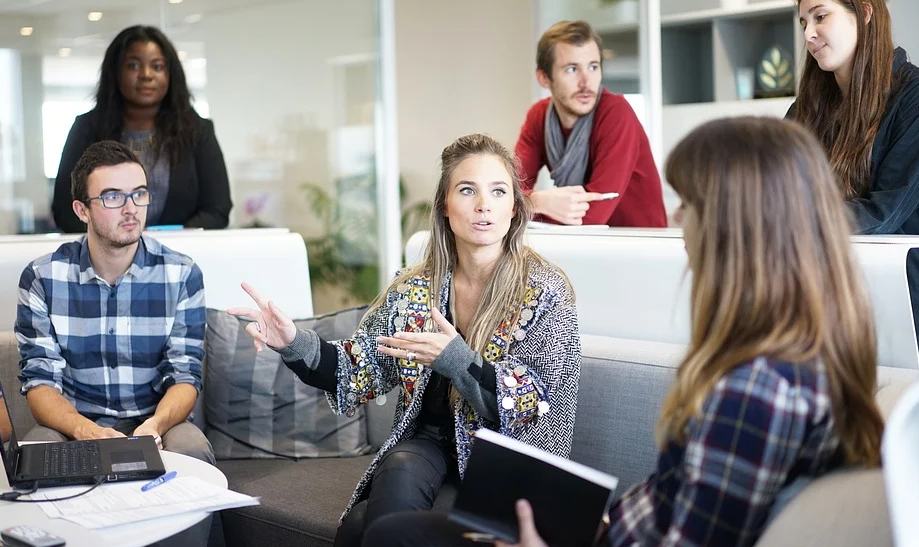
[{"left": 203, "top": 305, "right": 372, "bottom": 459}]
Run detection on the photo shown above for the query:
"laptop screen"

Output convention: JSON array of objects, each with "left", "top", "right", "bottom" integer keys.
[{"left": 0, "top": 379, "right": 20, "bottom": 483}]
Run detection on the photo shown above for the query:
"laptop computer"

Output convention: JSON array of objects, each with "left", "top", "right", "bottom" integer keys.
[{"left": 0, "top": 378, "right": 166, "bottom": 489}]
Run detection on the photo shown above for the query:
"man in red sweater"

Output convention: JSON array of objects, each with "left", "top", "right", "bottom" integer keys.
[{"left": 516, "top": 20, "right": 667, "bottom": 227}]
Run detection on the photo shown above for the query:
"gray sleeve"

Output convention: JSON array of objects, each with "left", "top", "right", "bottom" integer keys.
[
  {"left": 276, "top": 329, "right": 321, "bottom": 369},
  {"left": 430, "top": 336, "right": 500, "bottom": 423}
]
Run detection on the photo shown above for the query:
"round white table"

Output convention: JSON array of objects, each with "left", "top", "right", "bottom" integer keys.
[{"left": 0, "top": 450, "right": 227, "bottom": 547}]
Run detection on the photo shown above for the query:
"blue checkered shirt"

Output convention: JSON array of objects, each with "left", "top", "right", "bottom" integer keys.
[
  {"left": 608, "top": 357, "right": 844, "bottom": 547},
  {"left": 15, "top": 235, "right": 205, "bottom": 426}
]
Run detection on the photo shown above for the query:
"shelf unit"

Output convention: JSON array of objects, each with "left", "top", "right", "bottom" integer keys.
[
  {"left": 660, "top": 0, "right": 802, "bottom": 105},
  {"left": 534, "top": 0, "right": 805, "bottom": 208},
  {"left": 535, "top": 0, "right": 802, "bottom": 105},
  {"left": 599, "top": 25, "right": 640, "bottom": 94}
]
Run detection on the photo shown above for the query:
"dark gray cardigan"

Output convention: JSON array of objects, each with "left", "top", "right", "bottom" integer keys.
[{"left": 789, "top": 47, "right": 919, "bottom": 339}]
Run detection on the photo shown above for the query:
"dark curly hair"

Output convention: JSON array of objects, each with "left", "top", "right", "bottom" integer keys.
[{"left": 92, "top": 25, "right": 197, "bottom": 167}]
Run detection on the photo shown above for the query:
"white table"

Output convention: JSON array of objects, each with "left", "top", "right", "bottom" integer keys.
[{"left": 0, "top": 450, "right": 227, "bottom": 547}]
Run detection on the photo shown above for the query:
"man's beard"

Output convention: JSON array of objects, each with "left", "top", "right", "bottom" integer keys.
[{"left": 90, "top": 217, "right": 143, "bottom": 248}]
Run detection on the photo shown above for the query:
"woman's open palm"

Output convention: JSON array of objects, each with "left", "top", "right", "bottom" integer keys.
[{"left": 227, "top": 282, "right": 297, "bottom": 352}]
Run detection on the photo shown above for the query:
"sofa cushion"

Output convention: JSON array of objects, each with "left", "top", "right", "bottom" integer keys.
[
  {"left": 876, "top": 366, "right": 919, "bottom": 418},
  {"left": 204, "top": 306, "right": 372, "bottom": 459},
  {"left": 571, "top": 335, "right": 682, "bottom": 496},
  {"left": 0, "top": 332, "right": 33, "bottom": 437},
  {"left": 218, "top": 455, "right": 374, "bottom": 547},
  {"left": 755, "top": 468, "right": 892, "bottom": 547}
]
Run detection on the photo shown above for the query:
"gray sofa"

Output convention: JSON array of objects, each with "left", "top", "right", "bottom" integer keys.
[{"left": 1, "top": 332, "right": 912, "bottom": 546}]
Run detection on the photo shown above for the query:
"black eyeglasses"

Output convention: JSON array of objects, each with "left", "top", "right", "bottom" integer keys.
[{"left": 84, "top": 190, "right": 155, "bottom": 209}]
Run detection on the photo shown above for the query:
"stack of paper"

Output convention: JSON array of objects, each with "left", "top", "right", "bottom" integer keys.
[{"left": 29, "top": 476, "right": 260, "bottom": 529}]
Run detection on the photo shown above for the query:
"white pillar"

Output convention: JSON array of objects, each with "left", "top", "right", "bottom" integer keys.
[
  {"left": 375, "top": 0, "right": 402, "bottom": 286},
  {"left": 640, "top": 0, "right": 663, "bottom": 167},
  {"left": 17, "top": 52, "right": 44, "bottom": 233}
]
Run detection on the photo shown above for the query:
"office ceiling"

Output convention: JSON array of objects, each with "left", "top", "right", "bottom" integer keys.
[
  {"left": 0, "top": 0, "right": 298, "bottom": 57},
  {"left": 0, "top": 0, "right": 287, "bottom": 15}
]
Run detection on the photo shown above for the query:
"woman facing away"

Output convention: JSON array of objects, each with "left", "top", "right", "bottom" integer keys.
[
  {"left": 370, "top": 117, "right": 885, "bottom": 547},
  {"left": 229, "top": 133, "right": 581, "bottom": 547},
  {"left": 791, "top": 0, "right": 919, "bottom": 337},
  {"left": 52, "top": 25, "right": 232, "bottom": 232}
]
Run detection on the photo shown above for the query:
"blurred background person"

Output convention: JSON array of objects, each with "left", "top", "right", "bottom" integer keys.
[{"left": 52, "top": 25, "right": 232, "bottom": 233}]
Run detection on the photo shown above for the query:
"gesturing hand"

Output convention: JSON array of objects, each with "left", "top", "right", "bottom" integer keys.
[
  {"left": 227, "top": 282, "right": 297, "bottom": 352},
  {"left": 496, "top": 500, "right": 548, "bottom": 547},
  {"left": 376, "top": 308, "right": 458, "bottom": 364}
]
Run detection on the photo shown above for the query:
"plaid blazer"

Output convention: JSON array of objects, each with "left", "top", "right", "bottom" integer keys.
[{"left": 607, "top": 357, "right": 844, "bottom": 547}]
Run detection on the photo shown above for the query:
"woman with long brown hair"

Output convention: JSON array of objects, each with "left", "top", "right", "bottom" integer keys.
[
  {"left": 429, "top": 117, "right": 884, "bottom": 547},
  {"left": 792, "top": 0, "right": 919, "bottom": 337},
  {"left": 614, "top": 116, "right": 885, "bottom": 546},
  {"left": 229, "top": 133, "right": 581, "bottom": 547}
]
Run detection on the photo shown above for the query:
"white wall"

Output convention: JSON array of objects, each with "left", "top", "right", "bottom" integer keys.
[
  {"left": 201, "top": 0, "right": 376, "bottom": 235},
  {"left": 890, "top": 0, "right": 919, "bottom": 60},
  {"left": 395, "top": 0, "right": 535, "bottom": 205}
]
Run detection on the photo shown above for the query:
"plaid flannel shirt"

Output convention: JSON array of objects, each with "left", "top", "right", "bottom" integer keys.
[
  {"left": 608, "top": 357, "right": 844, "bottom": 547},
  {"left": 15, "top": 235, "right": 205, "bottom": 427}
]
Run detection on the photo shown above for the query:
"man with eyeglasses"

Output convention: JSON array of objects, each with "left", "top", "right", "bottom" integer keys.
[{"left": 13, "top": 140, "right": 214, "bottom": 465}]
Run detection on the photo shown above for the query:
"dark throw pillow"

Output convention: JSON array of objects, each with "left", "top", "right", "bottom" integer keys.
[{"left": 203, "top": 305, "right": 372, "bottom": 459}]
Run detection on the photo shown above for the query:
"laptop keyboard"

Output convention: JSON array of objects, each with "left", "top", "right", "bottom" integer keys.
[{"left": 42, "top": 442, "right": 102, "bottom": 478}]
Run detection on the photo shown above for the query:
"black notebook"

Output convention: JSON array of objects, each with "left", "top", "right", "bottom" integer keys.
[{"left": 449, "top": 428, "right": 618, "bottom": 546}]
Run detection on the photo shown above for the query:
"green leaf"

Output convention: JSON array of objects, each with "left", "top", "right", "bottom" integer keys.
[
  {"left": 762, "top": 59, "right": 777, "bottom": 77},
  {"left": 300, "top": 168, "right": 433, "bottom": 306},
  {"left": 760, "top": 73, "right": 777, "bottom": 89}
]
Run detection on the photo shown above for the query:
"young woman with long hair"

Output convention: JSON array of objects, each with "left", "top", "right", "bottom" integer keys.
[
  {"left": 606, "top": 117, "right": 884, "bottom": 546},
  {"left": 52, "top": 25, "right": 232, "bottom": 232},
  {"left": 230, "top": 133, "right": 581, "bottom": 547},
  {"left": 792, "top": 0, "right": 919, "bottom": 336}
]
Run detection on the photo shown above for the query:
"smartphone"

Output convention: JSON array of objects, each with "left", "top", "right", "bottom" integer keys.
[
  {"left": 599, "top": 192, "right": 619, "bottom": 200},
  {"left": 1, "top": 526, "right": 66, "bottom": 547}
]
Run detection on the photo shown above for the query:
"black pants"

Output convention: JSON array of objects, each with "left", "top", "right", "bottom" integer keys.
[
  {"left": 362, "top": 510, "right": 485, "bottom": 547},
  {"left": 334, "top": 437, "right": 462, "bottom": 547}
]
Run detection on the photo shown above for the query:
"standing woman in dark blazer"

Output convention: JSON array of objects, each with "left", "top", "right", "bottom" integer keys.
[
  {"left": 791, "top": 0, "right": 919, "bottom": 335},
  {"left": 52, "top": 25, "right": 232, "bottom": 232}
]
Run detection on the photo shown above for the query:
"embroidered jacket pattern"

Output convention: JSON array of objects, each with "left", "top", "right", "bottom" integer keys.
[{"left": 327, "top": 258, "right": 581, "bottom": 521}]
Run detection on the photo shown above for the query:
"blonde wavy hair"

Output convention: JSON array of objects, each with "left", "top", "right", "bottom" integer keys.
[
  {"left": 369, "top": 134, "right": 565, "bottom": 404},
  {"left": 660, "top": 117, "right": 883, "bottom": 466}
]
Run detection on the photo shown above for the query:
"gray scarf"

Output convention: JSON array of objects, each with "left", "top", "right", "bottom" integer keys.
[{"left": 544, "top": 90, "right": 601, "bottom": 187}]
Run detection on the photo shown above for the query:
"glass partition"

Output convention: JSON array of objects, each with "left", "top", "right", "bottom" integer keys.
[{"left": 0, "top": 0, "right": 393, "bottom": 312}]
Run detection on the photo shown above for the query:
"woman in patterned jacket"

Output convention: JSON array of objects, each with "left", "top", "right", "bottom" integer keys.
[{"left": 229, "top": 133, "right": 581, "bottom": 547}]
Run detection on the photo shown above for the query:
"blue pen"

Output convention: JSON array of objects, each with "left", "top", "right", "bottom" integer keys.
[
  {"left": 141, "top": 470, "right": 177, "bottom": 491},
  {"left": 146, "top": 224, "right": 184, "bottom": 231}
]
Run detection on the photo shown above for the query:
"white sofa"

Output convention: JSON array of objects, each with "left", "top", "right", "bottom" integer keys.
[
  {"left": 407, "top": 228, "right": 919, "bottom": 370},
  {"left": 0, "top": 227, "right": 914, "bottom": 546},
  {"left": 0, "top": 228, "right": 314, "bottom": 330}
]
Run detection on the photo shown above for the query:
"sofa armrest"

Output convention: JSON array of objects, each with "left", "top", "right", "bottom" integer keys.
[
  {"left": 0, "top": 331, "right": 36, "bottom": 436},
  {"left": 755, "top": 468, "right": 892, "bottom": 547}
]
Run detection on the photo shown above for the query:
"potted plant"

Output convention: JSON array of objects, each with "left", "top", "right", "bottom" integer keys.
[{"left": 301, "top": 174, "right": 431, "bottom": 305}]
